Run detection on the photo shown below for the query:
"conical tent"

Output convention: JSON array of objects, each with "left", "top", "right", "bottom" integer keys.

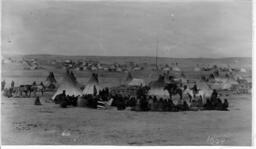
[
  {"left": 46, "top": 72, "right": 57, "bottom": 83},
  {"left": 83, "top": 73, "right": 101, "bottom": 95},
  {"left": 45, "top": 72, "right": 57, "bottom": 88},
  {"left": 51, "top": 71, "right": 82, "bottom": 100}
]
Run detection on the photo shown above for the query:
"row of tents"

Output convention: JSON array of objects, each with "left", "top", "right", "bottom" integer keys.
[{"left": 49, "top": 67, "right": 249, "bottom": 101}]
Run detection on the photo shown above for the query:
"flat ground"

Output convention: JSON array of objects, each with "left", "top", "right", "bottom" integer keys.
[
  {"left": 1, "top": 94, "right": 251, "bottom": 145},
  {"left": 1, "top": 56, "right": 252, "bottom": 145}
]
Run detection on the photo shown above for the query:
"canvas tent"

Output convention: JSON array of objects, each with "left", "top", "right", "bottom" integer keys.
[
  {"left": 128, "top": 79, "right": 145, "bottom": 86},
  {"left": 83, "top": 73, "right": 101, "bottom": 95},
  {"left": 51, "top": 70, "right": 82, "bottom": 100},
  {"left": 240, "top": 68, "right": 247, "bottom": 73},
  {"left": 209, "top": 79, "right": 239, "bottom": 90},
  {"left": 194, "top": 65, "right": 201, "bottom": 72},
  {"left": 125, "top": 72, "right": 145, "bottom": 86},
  {"left": 148, "top": 88, "right": 169, "bottom": 97},
  {"left": 173, "top": 66, "right": 181, "bottom": 72},
  {"left": 148, "top": 74, "right": 169, "bottom": 97}
]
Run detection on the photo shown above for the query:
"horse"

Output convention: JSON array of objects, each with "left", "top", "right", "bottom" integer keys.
[
  {"left": 17, "top": 85, "right": 33, "bottom": 97},
  {"left": 31, "top": 85, "right": 46, "bottom": 96}
]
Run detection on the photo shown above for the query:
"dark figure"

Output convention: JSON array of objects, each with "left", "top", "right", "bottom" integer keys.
[
  {"left": 163, "top": 99, "right": 169, "bottom": 111},
  {"left": 209, "top": 74, "right": 215, "bottom": 80},
  {"left": 211, "top": 89, "right": 218, "bottom": 99},
  {"left": 215, "top": 98, "right": 223, "bottom": 110},
  {"left": 93, "top": 85, "right": 97, "bottom": 96},
  {"left": 140, "top": 97, "right": 149, "bottom": 111},
  {"left": 148, "top": 96, "right": 154, "bottom": 111},
  {"left": 158, "top": 98, "right": 164, "bottom": 111},
  {"left": 204, "top": 99, "right": 213, "bottom": 110},
  {"left": 54, "top": 90, "right": 66, "bottom": 104},
  {"left": 192, "top": 84, "right": 198, "bottom": 97},
  {"left": 167, "top": 99, "right": 176, "bottom": 111},
  {"left": 183, "top": 101, "right": 189, "bottom": 111},
  {"left": 211, "top": 89, "right": 218, "bottom": 106},
  {"left": 2, "top": 80, "right": 6, "bottom": 91},
  {"left": 117, "top": 97, "right": 126, "bottom": 110},
  {"left": 32, "top": 81, "right": 37, "bottom": 86},
  {"left": 34, "top": 96, "right": 42, "bottom": 105},
  {"left": 11, "top": 80, "right": 15, "bottom": 88},
  {"left": 222, "top": 99, "right": 229, "bottom": 111},
  {"left": 152, "top": 96, "right": 158, "bottom": 111}
]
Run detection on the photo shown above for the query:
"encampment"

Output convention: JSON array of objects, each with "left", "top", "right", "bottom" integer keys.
[
  {"left": 45, "top": 72, "right": 57, "bottom": 89},
  {"left": 51, "top": 70, "right": 82, "bottom": 100}
]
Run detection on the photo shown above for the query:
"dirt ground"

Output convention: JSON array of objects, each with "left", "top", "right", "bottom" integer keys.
[
  {"left": 1, "top": 93, "right": 251, "bottom": 145},
  {"left": 1, "top": 57, "right": 252, "bottom": 145}
]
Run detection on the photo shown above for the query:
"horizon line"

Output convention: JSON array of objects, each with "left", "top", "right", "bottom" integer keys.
[{"left": 2, "top": 53, "right": 252, "bottom": 59}]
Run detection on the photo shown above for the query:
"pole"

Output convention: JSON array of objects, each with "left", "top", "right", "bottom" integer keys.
[{"left": 156, "top": 38, "right": 159, "bottom": 72}]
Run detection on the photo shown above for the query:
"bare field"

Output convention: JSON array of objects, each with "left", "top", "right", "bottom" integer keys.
[{"left": 1, "top": 94, "right": 251, "bottom": 145}]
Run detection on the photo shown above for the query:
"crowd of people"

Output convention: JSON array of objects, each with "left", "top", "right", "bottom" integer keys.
[{"left": 54, "top": 86, "right": 229, "bottom": 111}]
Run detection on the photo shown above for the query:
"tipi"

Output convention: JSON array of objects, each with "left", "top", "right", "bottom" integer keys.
[
  {"left": 45, "top": 72, "right": 57, "bottom": 88},
  {"left": 51, "top": 70, "right": 82, "bottom": 100},
  {"left": 83, "top": 73, "right": 101, "bottom": 95}
]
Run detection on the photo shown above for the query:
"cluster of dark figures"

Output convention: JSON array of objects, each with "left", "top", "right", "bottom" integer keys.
[
  {"left": 111, "top": 91, "right": 229, "bottom": 112},
  {"left": 54, "top": 90, "right": 80, "bottom": 108},
  {"left": 53, "top": 87, "right": 229, "bottom": 112}
]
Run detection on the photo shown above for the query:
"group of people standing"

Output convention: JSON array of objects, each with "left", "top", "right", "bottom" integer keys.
[{"left": 54, "top": 85, "right": 229, "bottom": 112}]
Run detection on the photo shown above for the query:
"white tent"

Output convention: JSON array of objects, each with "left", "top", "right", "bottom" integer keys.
[
  {"left": 209, "top": 79, "right": 238, "bottom": 90},
  {"left": 194, "top": 66, "right": 201, "bottom": 72},
  {"left": 148, "top": 88, "right": 169, "bottom": 98},
  {"left": 240, "top": 68, "right": 247, "bottom": 73},
  {"left": 128, "top": 79, "right": 145, "bottom": 86},
  {"left": 125, "top": 72, "right": 145, "bottom": 86},
  {"left": 148, "top": 74, "right": 169, "bottom": 97},
  {"left": 51, "top": 71, "right": 82, "bottom": 100},
  {"left": 83, "top": 73, "right": 101, "bottom": 95},
  {"left": 173, "top": 66, "right": 181, "bottom": 72}
]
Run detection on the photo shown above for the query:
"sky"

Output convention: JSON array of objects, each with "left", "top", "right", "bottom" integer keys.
[{"left": 2, "top": 0, "right": 252, "bottom": 58}]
